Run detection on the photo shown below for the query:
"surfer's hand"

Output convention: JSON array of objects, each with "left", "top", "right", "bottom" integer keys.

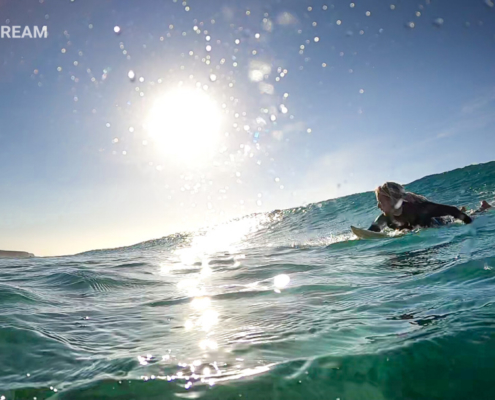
[{"left": 368, "top": 224, "right": 381, "bottom": 232}]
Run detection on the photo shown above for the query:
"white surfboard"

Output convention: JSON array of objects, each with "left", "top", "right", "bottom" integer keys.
[{"left": 351, "top": 225, "right": 404, "bottom": 239}]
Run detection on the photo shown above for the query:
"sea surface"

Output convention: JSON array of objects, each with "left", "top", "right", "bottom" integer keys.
[{"left": 1, "top": 162, "right": 495, "bottom": 400}]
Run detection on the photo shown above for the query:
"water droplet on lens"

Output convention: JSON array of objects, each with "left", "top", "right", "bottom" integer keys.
[
  {"left": 128, "top": 70, "right": 135, "bottom": 81},
  {"left": 433, "top": 17, "right": 444, "bottom": 27},
  {"left": 274, "top": 274, "right": 290, "bottom": 289},
  {"left": 114, "top": 26, "right": 121, "bottom": 34}
]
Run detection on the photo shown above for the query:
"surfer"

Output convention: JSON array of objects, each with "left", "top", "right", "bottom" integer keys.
[{"left": 368, "top": 182, "right": 473, "bottom": 232}]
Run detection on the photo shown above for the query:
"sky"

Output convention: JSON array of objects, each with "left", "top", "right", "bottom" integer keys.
[{"left": 0, "top": 0, "right": 494, "bottom": 256}]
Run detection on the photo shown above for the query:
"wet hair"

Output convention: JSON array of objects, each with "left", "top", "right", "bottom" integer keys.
[{"left": 375, "top": 182, "right": 428, "bottom": 215}]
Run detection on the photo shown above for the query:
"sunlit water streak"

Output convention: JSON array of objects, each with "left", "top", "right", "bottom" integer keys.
[{"left": 1, "top": 162, "right": 495, "bottom": 400}]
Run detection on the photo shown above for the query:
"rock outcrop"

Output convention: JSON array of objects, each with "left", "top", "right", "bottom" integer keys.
[{"left": 0, "top": 250, "right": 35, "bottom": 259}]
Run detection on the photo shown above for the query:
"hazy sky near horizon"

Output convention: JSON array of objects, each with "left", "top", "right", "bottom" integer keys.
[{"left": 1, "top": 0, "right": 494, "bottom": 256}]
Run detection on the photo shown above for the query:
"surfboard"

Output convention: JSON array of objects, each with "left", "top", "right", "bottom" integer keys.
[{"left": 351, "top": 225, "right": 391, "bottom": 239}]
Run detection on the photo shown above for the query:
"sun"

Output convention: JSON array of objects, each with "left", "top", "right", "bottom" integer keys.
[{"left": 146, "top": 88, "right": 223, "bottom": 161}]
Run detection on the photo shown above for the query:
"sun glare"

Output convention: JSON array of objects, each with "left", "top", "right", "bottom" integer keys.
[{"left": 146, "top": 88, "right": 223, "bottom": 161}]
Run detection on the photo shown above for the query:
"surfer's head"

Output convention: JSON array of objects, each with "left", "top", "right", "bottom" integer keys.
[
  {"left": 375, "top": 182, "right": 405, "bottom": 216},
  {"left": 375, "top": 182, "right": 429, "bottom": 216}
]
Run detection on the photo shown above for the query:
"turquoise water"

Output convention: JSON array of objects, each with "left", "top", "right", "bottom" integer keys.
[{"left": 2, "top": 162, "right": 495, "bottom": 400}]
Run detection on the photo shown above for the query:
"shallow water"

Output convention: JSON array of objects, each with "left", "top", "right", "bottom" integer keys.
[{"left": 1, "top": 162, "right": 495, "bottom": 400}]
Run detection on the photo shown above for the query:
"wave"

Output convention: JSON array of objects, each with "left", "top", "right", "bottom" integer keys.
[{"left": 1, "top": 161, "right": 495, "bottom": 399}]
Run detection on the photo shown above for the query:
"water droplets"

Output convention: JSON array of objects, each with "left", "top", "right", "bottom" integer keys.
[
  {"left": 128, "top": 70, "right": 135, "bottom": 81},
  {"left": 209, "top": 74, "right": 217, "bottom": 82},
  {"left": 274, "top": 274, "right": 290, "bottom": 292},
  {"left": 113, "top": 26, "right": 121, "bottom": 34},
  {"left": 433, "top": 18, "right": 444, "bottom": 27}
]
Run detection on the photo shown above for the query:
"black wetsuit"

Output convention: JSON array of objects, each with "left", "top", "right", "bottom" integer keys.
[{"left": 368, "top": 201, "right": 472, "bottom": 232}]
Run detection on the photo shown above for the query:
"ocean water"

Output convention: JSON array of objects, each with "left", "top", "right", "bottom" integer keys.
[{"left": 1, "top": 162, "right": 495, "bottom": 400}]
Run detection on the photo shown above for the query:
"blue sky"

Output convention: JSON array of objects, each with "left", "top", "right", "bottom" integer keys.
[{"left": 0, "top": 0, "right": 494, "bottom": 256}]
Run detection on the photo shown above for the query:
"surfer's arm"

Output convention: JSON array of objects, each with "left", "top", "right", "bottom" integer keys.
[
  {"left": 368, "top": 214, "right": 389, "bottom": 232},
  {"left": 425, "top": 202, "right": 472, "bottom": 224}
]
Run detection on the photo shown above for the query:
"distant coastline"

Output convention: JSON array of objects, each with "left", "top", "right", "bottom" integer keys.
[{"left": 0, "top": 250, "right": 35, "bottom": 259}]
